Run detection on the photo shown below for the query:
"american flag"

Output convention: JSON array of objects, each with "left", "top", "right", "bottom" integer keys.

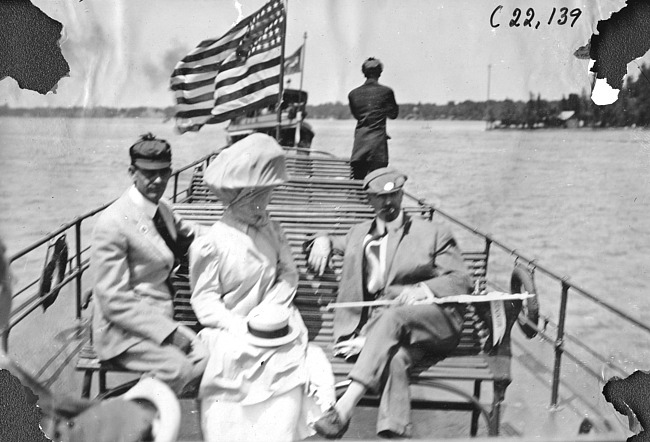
[{"left": 170, "top": 0, "right": 285, "bottom": 133}]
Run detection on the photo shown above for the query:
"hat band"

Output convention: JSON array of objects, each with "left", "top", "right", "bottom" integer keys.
[
  {"left": 247, "top": 324, "right": 290, "bottom": 340},
  {"left": 133, "top": 158, "right": 172, "bottom": 170}
]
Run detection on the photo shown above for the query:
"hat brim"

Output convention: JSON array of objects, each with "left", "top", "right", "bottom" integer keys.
[
  {"left": 134, "top": 159, "right": 172, "bottom": 170},
  {"left": 245, "top": 324, "right": 300, "bottom": 348}
]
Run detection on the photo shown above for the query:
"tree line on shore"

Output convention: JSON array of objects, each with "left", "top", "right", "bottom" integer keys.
[
  {"left": 3, "top": 64, "right": 650, "bottom": 128},
  {"left": 308, "top": 64, "right": 650, "bottom": 129}
]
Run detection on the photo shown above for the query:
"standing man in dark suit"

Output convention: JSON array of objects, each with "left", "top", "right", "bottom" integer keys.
[
  {"left": 306, "top": 168, "right": 472, "bottom": 438},
  {"left": 348, "top": 58, "right": 399, "bottom": 180},
  {"left": 91, "top": 133, "right": 206, "bottom": 395}
]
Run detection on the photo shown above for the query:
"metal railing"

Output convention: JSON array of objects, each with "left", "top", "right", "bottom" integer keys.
[
  {"left": 404, "top": 190, "right": 641, "bottom": 408},
  {"left": 4, "top": 147, "right": 646, "bottom": 415},
  {"left": 3, "top": 152, "right": 216, "bottom": 352}
]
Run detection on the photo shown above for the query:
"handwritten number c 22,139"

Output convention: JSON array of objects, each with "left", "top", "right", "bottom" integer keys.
[{"left": 490, "top": 6, "right": 582, "bottom": 28}]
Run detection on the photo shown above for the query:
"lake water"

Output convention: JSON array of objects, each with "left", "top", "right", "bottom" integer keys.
[{"left": 2, "top": 117, "right": 650, "bottom": 373}]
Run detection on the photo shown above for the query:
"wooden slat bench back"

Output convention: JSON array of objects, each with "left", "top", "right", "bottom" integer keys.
[{"left": 76, "top": 171, "right": 514, "bottom": 436}]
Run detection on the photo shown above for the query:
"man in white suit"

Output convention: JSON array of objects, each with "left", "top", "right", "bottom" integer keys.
[{"left": 91, "top": 133, "right": 206, "bottom": 395}]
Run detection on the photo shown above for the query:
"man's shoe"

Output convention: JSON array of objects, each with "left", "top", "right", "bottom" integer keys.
[
  {"left": 313, "top": 406, "right": 350, "bottom": 439},
  {"left": 378, "top": 429, "right": 409, "bottom": 439},
  {"left": 377, "top": 423, "right": 412, "bottom": 439}
]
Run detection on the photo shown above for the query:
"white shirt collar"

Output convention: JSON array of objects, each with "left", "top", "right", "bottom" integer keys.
[
  {"left": 128, "top": 185, "right": 158, "bottom": 219},
  {"left": 375, "top": 211, "right": 404, "bottom": 236}
]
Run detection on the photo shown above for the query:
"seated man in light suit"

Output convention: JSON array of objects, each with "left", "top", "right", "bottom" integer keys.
[
  {"left": 91, "top": 133, "right": 207, "bottom": 395},
  {"left": 306, "top": 168, "right": 473, "bottom": 439}
]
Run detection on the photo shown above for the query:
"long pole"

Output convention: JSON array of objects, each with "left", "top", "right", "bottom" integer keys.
[
  {"left": 298, "top": 32, "right": 307, "bottom": 93},
  {"left": 275, "top": 0, "right": 288, "bottom": 141},
  {"left": 485, "top": 64, "right": 492, "bottom": 130},
  {"left": 294, "top": 32, "right": 307, "bottom": 147}
]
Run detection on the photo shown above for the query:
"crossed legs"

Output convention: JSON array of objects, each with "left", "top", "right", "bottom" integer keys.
[{"left": 330, "top": 305, "right": 461, "bottom": 437}]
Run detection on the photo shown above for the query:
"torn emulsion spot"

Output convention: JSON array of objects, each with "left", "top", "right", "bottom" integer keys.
[
  {"left": 0, "top": 0, "right": 70, "bottom": 95},
  {"left": 0, "top": 369, "right": 48, "bottom": 442},
  {"left": 573, "top": 42, "right": 618, "bottom": 105},
  {"left": 603, "top": 371, "right": 650, "bottom": 440},
  {"left": 584, "top": 0, "right": 650, "bottom": 105}
]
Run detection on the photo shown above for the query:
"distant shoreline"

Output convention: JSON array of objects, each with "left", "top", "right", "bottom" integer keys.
[{"left": 0, "top": 93, "right": 643, "bottom": 129}]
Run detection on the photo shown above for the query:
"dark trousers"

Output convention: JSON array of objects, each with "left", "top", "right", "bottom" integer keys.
[
  {"left": 348, "top": 305, "right": 462, "bottom": 436},
  {"left": 351, "top": 160, "right": 388, "bottom": 180}
]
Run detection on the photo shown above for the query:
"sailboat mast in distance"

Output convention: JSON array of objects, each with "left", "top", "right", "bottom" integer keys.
[{"left": 486, "top": 64, "right": 492, "bottom": 130}]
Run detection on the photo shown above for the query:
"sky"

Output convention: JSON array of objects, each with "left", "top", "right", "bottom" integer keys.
[{"left": 0, "top": 0, "right": 643, "bottom": 108}]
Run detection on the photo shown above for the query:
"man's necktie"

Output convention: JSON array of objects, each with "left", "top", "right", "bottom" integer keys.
[
  {"left": 153, "top": 208, "right": 181, "bottom": 296},
  {"left": 365, "top": 232, "right": 386, "bottom": 295},
  {"left": 153, "top": 208, "right": 178, "bottom": 258}
]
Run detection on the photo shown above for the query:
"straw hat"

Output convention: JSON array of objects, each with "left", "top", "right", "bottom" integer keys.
[
  {"left": 204, "top": 133, "right": 287, "bottom": 198},
  {"left": 245, "top": 304, "right": 300, "bottom": 348}
]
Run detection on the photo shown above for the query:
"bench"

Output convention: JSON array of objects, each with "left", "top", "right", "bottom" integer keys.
[
  {"left": 76, "top": 199, "right": 518, "bottom": 436},
  {"left": 187, "top": 176, "right": 368, "bottom": 205}
]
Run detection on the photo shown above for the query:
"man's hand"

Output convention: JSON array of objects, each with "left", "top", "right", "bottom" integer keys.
[
  {"left": 333, "top": 336, "right": 366, "bottom": 360},
  {"left": 307, "top": 236, "right": 332, "bottom": 276},
  {"left": 166, "top": 324, "right": 197, "bottom": 354},
  {"left": 395, "top": 284, "right": 435, "bottom": 305},
  {"left": 188, "top": 336, "right": 208, "bottom": 364}
]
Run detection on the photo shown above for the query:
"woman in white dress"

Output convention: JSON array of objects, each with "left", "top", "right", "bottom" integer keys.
[{"left": 188, "top": 133, "right": 335, "bottom": 442}]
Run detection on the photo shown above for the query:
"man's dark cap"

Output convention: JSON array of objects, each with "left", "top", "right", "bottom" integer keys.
[
  {"left": 129, "top": 133, "right": 172, "bottom": 170},
  {"left": 362, "top": 57, "right": 383, "bottom": 76},
  {"left": 363, "top": 167, "right": 407, "bottom": 195}
]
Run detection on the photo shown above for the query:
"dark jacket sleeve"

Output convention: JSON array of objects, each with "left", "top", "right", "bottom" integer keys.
[
  {"left": 348, "top": 91, "right": 361, "bottom": 121},
  {"left": 385, "top": 88, "right": 399, "bottom": 120}
]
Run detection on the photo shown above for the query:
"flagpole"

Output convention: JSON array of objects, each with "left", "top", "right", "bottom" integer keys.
[
  {"left": 275, "top": 0, "right": 288, "bottom": 141},
  {"left": 298, "top": 32, "right": 306, "bottom": 94},
  {"left": 294, "top": 31, "right": 307, "bottom": 148}
]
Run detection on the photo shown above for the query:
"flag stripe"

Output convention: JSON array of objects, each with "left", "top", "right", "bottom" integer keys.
[
  {"left": 175, "top": 91, "right": 215, "bottom": 106},
  {"left": 178, "top": 23, "right": 250, "bottom": 64},
  {"left": 215, "top": 51, "right": 280, "bottom": 89},
  {"left": 174, "top": 83, "right": 214, "bottom": 102},
  {"left": 215, "top": 75, "right": 280, "bottom": 107},
  {"left": 214, "top": 88, "right": 278, "bottom": 116},
  {"left": 176, "top": 107, "right": 215, "bottom": 119},
  {"left": 176, "top": 92, "right": 278, "bottom": 122},
  {"left": 171, "top": 0, "right": 286, "bottom": 133},
  {"left": 210, "top": 93, "right": 279, "bottom": 124},
  {"left": 171, "top": 32, "right": 246, "bottom": 74},
  {"left": 218, "top": 43, "right": 281, "bottom": 73},
  {"left": 170, "top": 77, "right": 214, "bottom": 92},
  {"left": 171, "top": 62, "right": 224, "bottom": 79}
]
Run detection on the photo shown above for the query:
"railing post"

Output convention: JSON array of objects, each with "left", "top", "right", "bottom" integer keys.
[
  {"left": 75, "top": 220, "right": 83, "bottom": 320},
  {"left": 551, "top": 280, "right": 570, "bottom": 407},
  {"left": 483, "top": 237, "right": 492, "bottom": 277},
  {"left": 173, "top": 174, "right": 179, "bottom": 204},
  {"left": 1, "top": 329, "right": 8, "bottom": 352}
]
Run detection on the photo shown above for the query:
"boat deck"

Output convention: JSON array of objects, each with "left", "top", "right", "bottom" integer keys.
[
  {"left": 4, "top": 148, "right": 631, "bottom": 441},
  {"left": 170, "top": 150, "right": 628, "bottom": 440}
]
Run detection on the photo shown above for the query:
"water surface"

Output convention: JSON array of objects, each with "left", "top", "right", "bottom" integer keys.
[{"left": 1, "top": 117, "right": 649, "bottom": 370}]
